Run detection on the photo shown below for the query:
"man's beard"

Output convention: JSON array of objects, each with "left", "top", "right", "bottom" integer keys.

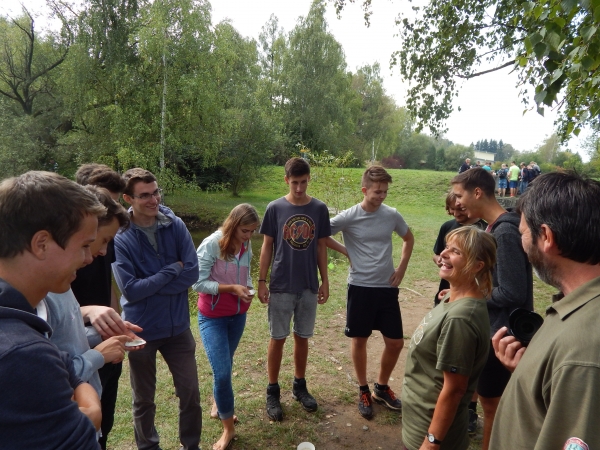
[{"left": 528, "top": 243, "right": 562, "bottom": 290}]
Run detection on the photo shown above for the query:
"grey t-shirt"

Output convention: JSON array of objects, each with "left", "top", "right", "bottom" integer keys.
[
  {"left": 260, "top": 196, "right": 331, "bottom": 294},
  {"left": 330, "top": 203, "right": 409, "bottom": 288}
]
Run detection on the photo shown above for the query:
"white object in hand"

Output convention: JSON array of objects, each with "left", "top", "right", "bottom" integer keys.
[
  {"left": 248, "top": 289, "right": 255, "bottom": 296},
  {"left": 125, "top": 338, "right": 146, "bottom": 348}
]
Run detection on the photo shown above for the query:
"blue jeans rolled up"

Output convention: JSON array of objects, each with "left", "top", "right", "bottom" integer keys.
[{"left": 198, "top": 311, "right": 246, "bottom": 420}]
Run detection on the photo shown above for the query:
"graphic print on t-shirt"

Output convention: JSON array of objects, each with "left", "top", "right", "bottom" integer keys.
[{"left": 282, "top": 214, "right": 315, "bottom": 250}]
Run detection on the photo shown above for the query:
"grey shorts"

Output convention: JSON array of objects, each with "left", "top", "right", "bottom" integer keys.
[{"left": 268, "top": 290, "right": 318, "bottom": 339}]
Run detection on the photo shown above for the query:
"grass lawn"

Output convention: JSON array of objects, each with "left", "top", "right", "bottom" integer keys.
[{"left": 107, "top": 167, "right": 555, "bottom": 450}]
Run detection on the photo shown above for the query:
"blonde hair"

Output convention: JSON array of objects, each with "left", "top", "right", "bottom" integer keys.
[
  {"left": 445, "top": 226, "right": 497, "bottom": 296},
  {"left": 219, "top": 204, "right": 260, "bottom": 260}
]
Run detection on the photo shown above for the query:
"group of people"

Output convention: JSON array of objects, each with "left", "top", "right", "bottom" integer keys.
[
  {"left": 0, "top": 159, "right": 414, "bottom": 450},
  {"left": 421, "top": 167, "right": 600, "bottom": 450},
  {"left": 459, "top": 158, "right": 541, "bottom": 197},
  {"left": 0, "top": 158, "right": 599, "bottom": 450}
]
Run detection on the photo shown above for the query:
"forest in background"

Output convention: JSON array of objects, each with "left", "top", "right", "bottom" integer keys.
[{"left": 1, "top": 0, "right": 597, "bottom": 195}]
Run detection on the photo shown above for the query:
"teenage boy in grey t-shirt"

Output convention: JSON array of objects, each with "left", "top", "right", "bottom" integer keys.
[
  {"left": 258, "top": 157, "right": 331, "bottom": 422},
  {"left": 327, "top": 165, "right": 414, "bottom": 420}
]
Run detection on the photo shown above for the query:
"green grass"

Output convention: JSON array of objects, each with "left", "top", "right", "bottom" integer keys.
[{"left": 108, "top": 166, "right": 554, "bottom": 450}]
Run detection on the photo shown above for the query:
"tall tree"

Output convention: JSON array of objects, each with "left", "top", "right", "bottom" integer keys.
[
  {"left": 281, "top": 0, "right": 356, "bottom": 154},
  {"left": 334, "top": 0, "right": 600, "bottom": 138},
  {"left": 0, "top": 8, "right": 71, "bottom": 116},
  {"left": 536, "top": 133, "right": 561, "bottom": 163}
]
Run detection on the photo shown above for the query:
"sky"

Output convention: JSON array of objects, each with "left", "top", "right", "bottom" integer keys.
[{"left": 2, "top": 0, "right": 588, "bottom": 157}]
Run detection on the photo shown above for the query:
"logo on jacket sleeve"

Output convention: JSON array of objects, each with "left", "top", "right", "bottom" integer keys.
[
  {"left": 283, "top": 214, "right": 315, "bottom": 250},
  {"left": 564, "top": 437, "right": 589, "bottom": 450}
]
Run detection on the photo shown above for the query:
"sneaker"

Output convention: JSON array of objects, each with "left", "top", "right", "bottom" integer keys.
[
  {"left": 373, "top": 385, "right": 402, "bottom": 411},
  {"left": 468, "top": 408, "right": 478, "bottom": 435},
  {"left": 358, "top": 390, "right": 374, "bottom": 419},
  {"left": 266, "top": 384, "right": 283, "bottom": 421},
  {"left": 292, "top": 378, "right": 318, "bottom": 412}
]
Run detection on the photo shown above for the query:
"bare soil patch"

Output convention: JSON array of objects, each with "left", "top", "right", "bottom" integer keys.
[{"left": 301, "top": 280, "right": 438, "bottom": 450}]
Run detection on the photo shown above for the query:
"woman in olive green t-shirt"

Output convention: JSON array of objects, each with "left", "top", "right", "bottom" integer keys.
[{"left": 402, "top": 227, "right": 496, "bottom": 450}]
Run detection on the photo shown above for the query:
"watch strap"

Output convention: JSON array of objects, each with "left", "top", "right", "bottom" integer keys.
[{"left": 427, "top": 432, "right": 442, "bottom": 445}]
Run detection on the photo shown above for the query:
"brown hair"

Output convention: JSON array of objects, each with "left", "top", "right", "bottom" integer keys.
[
  {"left": 219, "top": 204, "right": 260, "bottom": 261},
  {"left": 445, "top": 226, "right": 497, "bottom": 297},
  {"left": 75, "top": 163, "right": 106, "bottom": 185},
  {"left": 362, "top": 165, "right": 392, "bottom": 188},
  {"left": 122, "top": 168, "right": 157, "bottom": 196},
  {"left": 84, "top": 186, "right": 130, "bottom": 230},
  {"left": 285, "top": 157, "right": 310, "bottom": 178},
  {"left": 0, "top": 171, "right": 106, "bottom": 258},
  {"left": 445, "top": 191, "right": 457, "bottom": 213},
  {"left": 85, "top": 167, "right": 126, "bottom": 194},
  {"left": 451, "top": 167, "right": 495, "bottom": 197}
]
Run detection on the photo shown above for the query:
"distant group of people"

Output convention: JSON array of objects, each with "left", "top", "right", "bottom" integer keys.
[
  {"left": 460, "top": 158, "right": 541, "bottom": 197},
  {"left": 1, "top": 159, "right": 599, "bottom": 450}
]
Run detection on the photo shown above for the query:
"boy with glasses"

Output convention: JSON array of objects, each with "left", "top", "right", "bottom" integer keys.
[{"left": 113, "top": 168, "right": 201, "bottom": 450}]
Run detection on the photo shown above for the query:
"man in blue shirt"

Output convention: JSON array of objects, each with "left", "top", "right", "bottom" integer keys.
[{"left": 113, "top": 168, "right": 201, "bottom": 450}]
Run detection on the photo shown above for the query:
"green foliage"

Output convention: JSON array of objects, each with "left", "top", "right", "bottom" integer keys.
[
  {"left": 334, "top": 0, "right": 600, "bottom": 139},
  {"left": 218, "top": 106, "right": 277, "bottom": 196},
  {"left": 279, "top": 0, "right": 357, "bottom": 155},
  {"left": 304, "top": 148, "right": 362, "bottom": 213}
]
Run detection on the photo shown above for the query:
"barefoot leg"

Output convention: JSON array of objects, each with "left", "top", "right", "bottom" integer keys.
[{"left": 213, "top": 416, "right": 236, "bottom": 450}]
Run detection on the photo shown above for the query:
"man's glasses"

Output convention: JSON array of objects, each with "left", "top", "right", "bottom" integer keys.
[{"left": 132, "top": 188, "right": 162, "bottom": 201}]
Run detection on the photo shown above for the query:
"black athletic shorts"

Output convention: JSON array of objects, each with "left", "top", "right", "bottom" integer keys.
[
  {"left": 477, "top": 343, "right": 512, "bottom": 398},
  {"left": 345, "top": 284, "right": 403, "bottom": 339}
]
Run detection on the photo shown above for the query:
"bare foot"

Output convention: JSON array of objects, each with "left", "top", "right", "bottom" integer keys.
[
  {"left": 210, "top": 401, "right": 238, "bottom": 423},
  {"left": 213, "top": 428, "right": 235, "bottom": 450}
]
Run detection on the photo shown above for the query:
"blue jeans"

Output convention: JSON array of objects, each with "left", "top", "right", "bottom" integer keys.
[{"left": 198, "top": 312, "right": 246, "bottom": 420}]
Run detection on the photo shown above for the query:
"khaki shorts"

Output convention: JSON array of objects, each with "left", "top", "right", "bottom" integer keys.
[{"left": 268, "top": 290, "right": 318, "bottom": 339}]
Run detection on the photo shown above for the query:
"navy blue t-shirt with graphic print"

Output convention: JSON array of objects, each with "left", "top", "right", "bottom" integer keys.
[{"left": 260, "top": 196, "right": 331, "bottom": 294}]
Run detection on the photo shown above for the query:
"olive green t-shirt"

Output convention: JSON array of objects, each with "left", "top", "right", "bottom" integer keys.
[
  {"left": 491, "top": 276, "right": 600, "bottom": 450},
  {"left": 402, "top": 297, "right": 490, "bottom": 450}
]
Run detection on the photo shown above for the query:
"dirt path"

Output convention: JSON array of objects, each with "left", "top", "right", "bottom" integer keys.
[{"left": 304, "top": 280, "right": 439, "bottom": 450}]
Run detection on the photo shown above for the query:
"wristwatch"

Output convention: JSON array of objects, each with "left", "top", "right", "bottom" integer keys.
[{"left": 426, "top": 433, "right": 442, "bottom": 445}]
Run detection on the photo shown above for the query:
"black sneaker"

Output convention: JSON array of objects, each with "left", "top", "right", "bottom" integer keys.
[
  {"left": 358, "top": 390, "right": 374, "bottom": 419},
  {"left": 373, "top": 385, "right": 402, "bottom": 411},
  {"left": 292, "top": 378, "right": 318, "bottom": 412},
  {"left": 468, "top": 408, "right": 478, "bottom": 435},
  {"left": 266, "top": 384, "right": 283, "bottom": 421}
]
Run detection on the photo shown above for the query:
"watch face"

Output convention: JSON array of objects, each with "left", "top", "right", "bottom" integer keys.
[{"left": 428, "top": 434, "right": 435, "bottom": 443}]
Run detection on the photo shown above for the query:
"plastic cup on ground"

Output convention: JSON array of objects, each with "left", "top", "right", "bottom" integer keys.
[{"left": 297, "top": 443, "right": 315, "bottom": 450}]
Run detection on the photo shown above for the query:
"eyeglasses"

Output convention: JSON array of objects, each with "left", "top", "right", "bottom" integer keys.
[{"left": 132, "top": 188, "right": 162, "bottom": 201}]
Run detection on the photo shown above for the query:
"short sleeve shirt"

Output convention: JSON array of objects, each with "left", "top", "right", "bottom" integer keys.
[
  {"left": 433, "top": 220, "right": 461, "bottom": 256},
  {"left": 330, "top": 203, "right": 409, "bottom": 288},
  {"left": 434, "top": 220, "right": 487, "bottom": 256},
  {"left": 259, "top": 196, "right": 331, "bottom": 294},
  {"left": 402, "top": 298, "right": 490, "bottom": 450},
  {"left": 509, "top": 165, "right": 520, "bottom": 181}
]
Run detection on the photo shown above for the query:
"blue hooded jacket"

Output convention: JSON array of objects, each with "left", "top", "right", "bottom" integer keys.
[
  {"left": 112, "top": 205, "right": 199, "bottom": 341},
  {"left": 0, "top": 278, "right": 98, "bottom": 449}
]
